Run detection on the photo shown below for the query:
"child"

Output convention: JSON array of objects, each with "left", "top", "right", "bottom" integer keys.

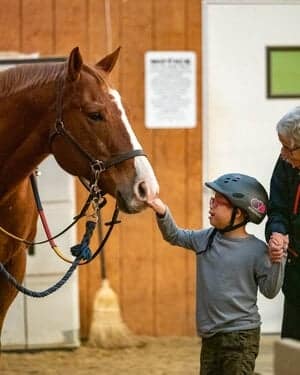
[{"left": 148, "top": 173, "right": 286, "bottom": 375}]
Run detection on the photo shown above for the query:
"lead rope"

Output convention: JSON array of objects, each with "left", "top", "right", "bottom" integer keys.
[
  {"left": 0, "top": 256, "right": 84, "bottom": 298},
  {"left": 0, "top": 181, "right": 99, "bottom": 297},
  {"left": 0, "top": 198, "right": 98, "bottom": 298},
  {"left": 31, "top": 172, "right": 108, "bottom": 264},
  {"left": 0, "top": 204, "right": 120, "bottom": 297},
  {"left": 0, "top": 169, "right": 100, "bottom": 297},
  {"left": 0, "top": 173, "right": 93, "bottom": 246}
]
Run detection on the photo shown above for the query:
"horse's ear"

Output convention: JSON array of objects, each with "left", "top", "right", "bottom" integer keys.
[
  {"left": 67, "top": 47, "right": 83, "bottom": 81},
  {"left": 95, "top": 46, "right": 121, "bottom": 73}
]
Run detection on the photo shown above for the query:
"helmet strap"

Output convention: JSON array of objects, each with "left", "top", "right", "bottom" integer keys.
[
  {"left": 219, "top": 207, "right": 249, "bottom": 234},
  {"left": 201, "top": 227, "right": 218, "bottom": 254},
  {"left": 201, "top": 208, "right": 249, "bottom": 254}
]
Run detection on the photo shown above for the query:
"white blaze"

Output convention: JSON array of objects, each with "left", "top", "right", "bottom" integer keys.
[{"left": 110, "top": 89, "right": 159, "bottom": 198}]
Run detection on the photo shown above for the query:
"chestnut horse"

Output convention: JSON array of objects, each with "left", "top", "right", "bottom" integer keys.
[{"left": 0, "top": 47, "right": 159, "bottom": 342}]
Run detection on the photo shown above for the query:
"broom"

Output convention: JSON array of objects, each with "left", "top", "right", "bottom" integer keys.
[{"left": 88, "top": 209, "right": 145, "bottom": 349}]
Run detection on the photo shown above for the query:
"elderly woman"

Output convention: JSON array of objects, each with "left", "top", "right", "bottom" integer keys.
[{"left": 266, "top": 106, "right": 300, "bottom": 340}]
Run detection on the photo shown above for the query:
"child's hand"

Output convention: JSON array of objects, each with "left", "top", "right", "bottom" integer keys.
[
  {"left": 147, "top": 198, "right": 166, "bottom": 216},
  {"left": 268, "top": 232, "right": 288, "bottom": 263},
  {"left": 270, "top": 232, "right": 288, "bottom": 248}
]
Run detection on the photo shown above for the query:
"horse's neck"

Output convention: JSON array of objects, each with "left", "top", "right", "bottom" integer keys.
[{"left": 0, "top": 87, "right": 54, "bottom": 200}]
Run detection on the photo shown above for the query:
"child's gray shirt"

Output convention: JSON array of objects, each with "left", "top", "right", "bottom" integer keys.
[{"left": 157, "top": 208, "right": 286, "bottom": 337}]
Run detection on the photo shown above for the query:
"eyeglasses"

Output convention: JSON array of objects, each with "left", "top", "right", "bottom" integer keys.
[{"left": 209, "top": 195, "right": 232, "bottom": 209}]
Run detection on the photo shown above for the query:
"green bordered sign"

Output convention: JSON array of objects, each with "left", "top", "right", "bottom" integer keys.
[{"left": 267, "top": 46, "right": 300, "bottom": 98}]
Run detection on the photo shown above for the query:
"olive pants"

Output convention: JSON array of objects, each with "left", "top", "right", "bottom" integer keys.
[{"left": 200, "top": 328, "right": 260, "bottom": 375}]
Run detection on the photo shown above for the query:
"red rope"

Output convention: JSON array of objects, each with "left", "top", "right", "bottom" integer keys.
[{"left": 39, "top": 210, "right": 57, "bottom": 248}]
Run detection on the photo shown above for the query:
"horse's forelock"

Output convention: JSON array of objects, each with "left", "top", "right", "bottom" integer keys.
[{"left": 82, "top": 64, "right": 109, "bottom": 88}]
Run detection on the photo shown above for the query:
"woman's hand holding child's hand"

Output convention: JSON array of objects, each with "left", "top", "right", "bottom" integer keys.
[{"left": 268, "top": 232, "right": 288, "bottom": 263}]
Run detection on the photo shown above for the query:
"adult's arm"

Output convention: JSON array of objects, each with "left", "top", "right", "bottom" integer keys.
[{"left": 265, "top": 157, "right": 290, "bottom": 241}]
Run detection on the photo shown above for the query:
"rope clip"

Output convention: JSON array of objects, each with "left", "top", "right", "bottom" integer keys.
[
  {"left": 55, "top": 119, "right": 65, "bottom": 134},
  {"left": 91, "top": 160, "right": 106, "bottom": 174}
]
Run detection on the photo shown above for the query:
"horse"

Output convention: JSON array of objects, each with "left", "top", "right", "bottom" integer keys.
[{"left": 0, "top": 46, "right": 159, "bottom": 343}]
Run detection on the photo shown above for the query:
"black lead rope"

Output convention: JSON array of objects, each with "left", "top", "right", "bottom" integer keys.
[{"left": 79, "top": 204, "right": 121, "bottom": 265}]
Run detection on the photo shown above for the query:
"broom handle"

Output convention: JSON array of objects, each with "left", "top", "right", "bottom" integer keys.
[{"left": 97, "top": 210, "right": 107, "bottom": 280}]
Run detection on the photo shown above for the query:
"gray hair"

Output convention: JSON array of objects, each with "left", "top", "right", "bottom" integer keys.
[{"left": 276, "top": 106, "right": 300, "bottom": 147}]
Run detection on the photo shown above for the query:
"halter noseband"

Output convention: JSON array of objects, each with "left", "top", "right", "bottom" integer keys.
[{"left": 49, "top": 78, "right": 146, "bottom": 184}]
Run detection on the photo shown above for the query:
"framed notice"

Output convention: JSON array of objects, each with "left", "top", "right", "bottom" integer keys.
[
  {"left": 267, "top": 46, "right": 300, "bottom": 98},
  {"left": 145, "top": 51, "right": 197, "bottom": 128}
]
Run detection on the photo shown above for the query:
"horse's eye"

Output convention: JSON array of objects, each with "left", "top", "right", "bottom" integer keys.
[{"left": 88, "top": 112, "right": 104, "bottom": 122}]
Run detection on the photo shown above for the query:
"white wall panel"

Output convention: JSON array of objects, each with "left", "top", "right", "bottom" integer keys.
[{"left": 25, "top": 273, "right": 79, "bottom": 349}]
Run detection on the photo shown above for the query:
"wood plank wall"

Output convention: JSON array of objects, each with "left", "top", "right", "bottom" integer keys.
[{"left": 0, "top": 0, "right": 202, "bottom": 339}]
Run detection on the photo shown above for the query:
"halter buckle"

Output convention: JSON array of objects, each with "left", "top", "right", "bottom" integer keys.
[{"left": 55, "top": 119, "right": 65, "bottom": 134}]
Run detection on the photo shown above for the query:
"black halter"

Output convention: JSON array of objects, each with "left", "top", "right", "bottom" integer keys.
[{"left": 49, "top": 78, "right": 146, "bottom": 185}]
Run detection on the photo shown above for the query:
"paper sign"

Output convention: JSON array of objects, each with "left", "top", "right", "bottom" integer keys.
[{"left": 145, "top": 51, "right": 197, "bottom": 128}]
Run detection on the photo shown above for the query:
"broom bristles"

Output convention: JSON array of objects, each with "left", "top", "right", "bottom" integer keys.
[{"left": 88, "top": 279, "right": 145, "bottom": 349}]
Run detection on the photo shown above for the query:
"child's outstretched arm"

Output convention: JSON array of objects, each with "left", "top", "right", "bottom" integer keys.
[{"left": 147, "top": 197, "right": 197, "bottom": 250}]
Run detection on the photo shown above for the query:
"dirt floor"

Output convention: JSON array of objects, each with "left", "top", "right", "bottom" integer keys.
[{"left": 0, "top": 335, "right": 275, "bottom": 375}]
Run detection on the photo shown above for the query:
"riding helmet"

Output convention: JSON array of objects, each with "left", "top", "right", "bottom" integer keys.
[{"left": 205, "top": 173, "right": 268, "bottom": 224}]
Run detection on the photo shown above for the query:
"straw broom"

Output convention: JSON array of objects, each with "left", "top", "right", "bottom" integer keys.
[{"left": 88, "top": 210, "right": 145, "bottom": 349}]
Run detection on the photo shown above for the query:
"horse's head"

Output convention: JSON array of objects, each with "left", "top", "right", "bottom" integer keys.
[{"left": 50, "top": 47, "right": 159, "bottom": 213}]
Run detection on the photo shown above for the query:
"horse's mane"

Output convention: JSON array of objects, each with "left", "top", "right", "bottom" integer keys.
[
  {"left": 0, "top": 62, "right": 66, "bottom": 98},
  {"left": 0, "top": 62, "right": 108, "bottom": 99}
]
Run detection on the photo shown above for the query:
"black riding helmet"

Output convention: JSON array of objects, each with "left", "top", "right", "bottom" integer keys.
[{"left": 205, "top": 173, "right": 268, "bottom": 225}]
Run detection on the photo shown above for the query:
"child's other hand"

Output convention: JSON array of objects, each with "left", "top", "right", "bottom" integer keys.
[
  {"left": 147, "top": 198, "right": 166, "bottom": 216},
  {"left": 268, "top": 232, "right": 288, "bottom": 263}
]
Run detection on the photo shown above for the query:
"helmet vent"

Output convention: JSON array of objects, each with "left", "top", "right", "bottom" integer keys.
[
  {"left": 224, "top": 176, "right": 241, "bottom": 183},
  {"left": 232, "top": 192, "right": 244, "bottom": 198}
]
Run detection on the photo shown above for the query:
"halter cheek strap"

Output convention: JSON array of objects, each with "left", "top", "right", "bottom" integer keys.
[{"left": 49, "top": 119, "right": 146, "bottom": 170}]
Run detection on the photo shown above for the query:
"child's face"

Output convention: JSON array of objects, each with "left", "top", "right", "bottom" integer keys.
[
  {"left": 208, "top": 192, "right": 233, "bottom": 229},
  {"left": 279, "top": 134, "right": 300, "bottom": 169}
]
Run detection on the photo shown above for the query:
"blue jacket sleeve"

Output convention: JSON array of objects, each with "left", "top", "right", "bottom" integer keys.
[{"left": 265, "top": 157, "right": 290, "bottom": 241}]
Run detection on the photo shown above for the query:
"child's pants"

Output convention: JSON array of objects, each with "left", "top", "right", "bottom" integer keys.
[{"left": 200, "top": 327, "right": 260, "bottom": 375}]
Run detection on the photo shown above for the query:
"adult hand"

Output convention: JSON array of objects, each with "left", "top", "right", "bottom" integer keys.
[
  {"left": 147, "top": 197, "right": 166, "bottom": 216},
  {"left": 268, "top": 232, "right": 289, "bottom": 263}
]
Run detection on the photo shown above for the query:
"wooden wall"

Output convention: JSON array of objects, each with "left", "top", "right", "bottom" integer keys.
[{"left": 0, "top": 0, "right": 202, "bottom": 339}]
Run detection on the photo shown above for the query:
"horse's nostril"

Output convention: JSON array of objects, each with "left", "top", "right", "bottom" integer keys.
[
  {"left": 138, "top": 181, "right": 146, "bottom": 198},
  {"left": 135, "top": 180, "right": 147, "bottom": 201}
]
